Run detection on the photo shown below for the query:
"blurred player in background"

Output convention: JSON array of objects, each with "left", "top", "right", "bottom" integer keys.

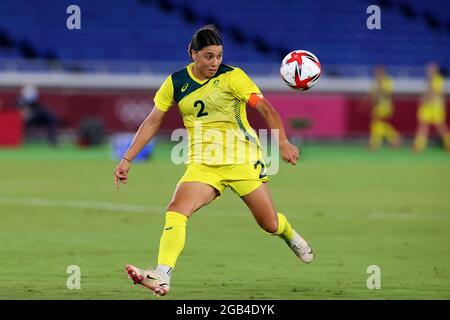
[
  {"left": 113, "top": 25, "right": 314, "bottom": 297},
  {"left": 413, "top": 63, "right": 450, "bottom": 152},
  {"left": 16, "top": 84, "right": 58, "bottom": 145},
  {"left": 368, "top": 65, "right": 401, "bottom": 151}
]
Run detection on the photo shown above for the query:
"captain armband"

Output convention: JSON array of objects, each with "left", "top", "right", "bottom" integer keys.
[{"left": 248, "top": 93, "right": 264, "bottom": 108}]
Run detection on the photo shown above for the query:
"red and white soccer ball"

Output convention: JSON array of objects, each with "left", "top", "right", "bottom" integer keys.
[{"left": 280, "top": 50, "right": 321, "bottom": 91}]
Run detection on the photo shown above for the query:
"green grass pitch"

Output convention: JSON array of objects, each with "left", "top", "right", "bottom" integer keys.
[{"left": 0, "top": 142, "right": 449, "bottom": 299}]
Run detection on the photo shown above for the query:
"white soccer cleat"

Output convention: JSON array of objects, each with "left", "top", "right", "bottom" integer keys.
[
  {"left": 125, "top": 264, "right": 170, "bottom": 297},
  {"left": 288, "top": 230, "right": 314, "bottom": 263}
]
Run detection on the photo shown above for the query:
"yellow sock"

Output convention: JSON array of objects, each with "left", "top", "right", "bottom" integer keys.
[
  {"left": 443, "top": 133, "right": 450, "bottom": 150},
  {"left": 385, "top": 123, "right": 400, "bottom": 145},
  {"left": 369, "top": 135, "right": 382, "bottom": 150},
  {"left": 414, "top": 135, "right": 427, "bottom": 151},
  {"left": 157, "top": 211, "right": 188, "bottom": 268},
  {"left": 268, "top": 213, "right": 294, "bottom": 242}
]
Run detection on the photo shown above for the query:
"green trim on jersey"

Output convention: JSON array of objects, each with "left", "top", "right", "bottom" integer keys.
[
  {"left": 172, "top": 64, "right": 234, "bottom": 103},
  {"left": 233, "top": 98, "right": 259, "bottom": 146}
]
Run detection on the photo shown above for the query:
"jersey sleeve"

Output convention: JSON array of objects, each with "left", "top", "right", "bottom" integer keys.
[
  {"left": 153, "top": 75, "right": 175, "bottom": 112},
  {"left": 382, "top": 76, "right": 393, "bottom": 93},
  {"left": 431, "top": 75, "right": 444, "bottom": 94},
  {"left": 229, "top": 68, "right": 262, "bottom": 103}
]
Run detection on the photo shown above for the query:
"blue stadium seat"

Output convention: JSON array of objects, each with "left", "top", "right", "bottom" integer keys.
[{"left": 0, "top": 0, "right": 448, "bottom": 69}]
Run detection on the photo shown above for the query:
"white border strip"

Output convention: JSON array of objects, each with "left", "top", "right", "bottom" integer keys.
[
  {"left": 0, "top": 196, "right": 163, "bottom": 213},
  {"left": 0, "top": 72, "right": 447, "bottom": 94}
]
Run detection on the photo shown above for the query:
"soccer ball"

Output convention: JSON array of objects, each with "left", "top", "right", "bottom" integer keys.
[{"left": 280, "top": 50, "right": 321, "bottom": 91}]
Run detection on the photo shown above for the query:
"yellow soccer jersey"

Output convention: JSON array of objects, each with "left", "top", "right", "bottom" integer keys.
[
  {"left": 431, "top": 74, "right": 444, "bottom": 95},
  {"left": 428, "top": 74, "right": 445, "bottom": 107},
  {"left": 418, "top": 74, "right": 446, "bottom": 124},
  {"left": 372, "top": 76, "right": 394, "bottom": 118},
  {"left": 154, "top": 63, "right": 263, "bottom": 165}
]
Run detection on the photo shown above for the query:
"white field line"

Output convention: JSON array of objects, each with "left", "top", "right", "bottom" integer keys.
[
  {"left": 0, "top": 196, "right": 164, "bottom": 213},
  {"left": 2, "top": 197, "right": 448, "bottom": 220}
]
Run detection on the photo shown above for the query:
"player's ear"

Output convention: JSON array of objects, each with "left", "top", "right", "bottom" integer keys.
[{"left": 191, "top": 50, "right": 198, "bottom": 62}]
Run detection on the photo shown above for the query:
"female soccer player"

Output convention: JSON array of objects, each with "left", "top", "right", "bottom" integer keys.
[
  {"left": 113, "top": 25, "right": 314, "bottom": 297},
  {"left": 413, "top": 63, "right": 450, "bottom": 152},
  {"left": 368, "top": 65, "right": 401, "bottom": 151}
]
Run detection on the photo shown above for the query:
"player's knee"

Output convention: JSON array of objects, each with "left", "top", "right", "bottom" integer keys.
[
  {"left": 261, "top": 219, "right": 279, "bottom": 234},
  {"left": 166, "top": 200, "right": 195, "bottom": 216}
]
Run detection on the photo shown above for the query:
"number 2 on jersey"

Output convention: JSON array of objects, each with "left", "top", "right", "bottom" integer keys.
[
  {"left": 254, "top": 160, "right": 267, "bottom": 179},
  {"left": 194, "top": 100, "right": 208, "bottom": 118}
]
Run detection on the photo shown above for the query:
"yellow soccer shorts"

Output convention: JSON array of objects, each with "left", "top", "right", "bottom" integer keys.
[
  {"left": 372, "top": 104, "right": 393, "bottom": 119},
  {"left": 371, "top": 119, "right": 389, "bottom": 136},
  {"left": 178, "top": 161, "right": 269, "bottom": 197},
  {"left": 418, "top": 103, "right": 446, "bottom": 125}
]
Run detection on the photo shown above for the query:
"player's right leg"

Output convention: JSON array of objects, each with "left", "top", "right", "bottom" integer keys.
[
  {"left": 435, "top": 124, "right": 450, "bottom": 151},
  {"left": 125, "top": 181, "right": 218, "bottom": 296},
  {"left": 369, "top": 120, "right": 384, "bottom": 151},
  {"left": 413, "top": 122, "right": 430, "bottom": 152},
  {"left": 384, "top": 122, "right": 402, "bottom": 148}
]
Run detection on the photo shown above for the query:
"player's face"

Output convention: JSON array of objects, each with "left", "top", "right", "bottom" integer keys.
[
  {"left": 427, "top": 63, "right": 438, "bottom": 78},
  {"left": 192, "top": 45, "right": 223, "bottom": 79},
  {"left": 374, "top": 66, "right": 385, "bottom": 80}
]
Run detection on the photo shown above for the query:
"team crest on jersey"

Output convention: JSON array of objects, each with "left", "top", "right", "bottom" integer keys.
[
  {"left": 213, "top": 80, "right": 220, "bottom": 87},
  {"left": 181, "top": 83, "right": 189, "bottom": 92}
]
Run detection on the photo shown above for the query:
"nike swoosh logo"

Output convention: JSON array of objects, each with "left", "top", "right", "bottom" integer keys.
[
  {"left": 164, "top": 227, "right": 173, "bottom": 231},
  {"left": 146, "top": 275, "right": 158, "bottom": 280}
]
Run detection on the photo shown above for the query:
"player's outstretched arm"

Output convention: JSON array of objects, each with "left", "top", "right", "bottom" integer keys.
[
  {"left": 253, "top": 95, "right": 299, "bottom": 165},
  {"left": 113, "top": 107, "right": 167, "bottom": 189}
]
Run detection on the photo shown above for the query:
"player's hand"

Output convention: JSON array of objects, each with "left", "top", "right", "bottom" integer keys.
[
  {"left": 280, "top": 141, "right": 300, "bottom": 165},
  {"left": 113, "top": 159, "right": 131, "bottom": 189}
]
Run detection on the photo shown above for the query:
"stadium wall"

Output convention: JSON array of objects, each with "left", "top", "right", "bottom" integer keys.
[
  {"left": 1, "top": 87, "right": 449, "bottom": 140},
  {"left": 1, "top": 72, "right": 449, "bottom": 141}
]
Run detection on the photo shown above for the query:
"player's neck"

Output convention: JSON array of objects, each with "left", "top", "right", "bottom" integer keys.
[{"left": 190, "top": 65, "right": 208, "bottom": 81}]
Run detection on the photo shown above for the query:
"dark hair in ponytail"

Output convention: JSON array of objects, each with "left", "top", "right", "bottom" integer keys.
[{"left": 188, "top": 25, "right": 223, "bottom": 58}]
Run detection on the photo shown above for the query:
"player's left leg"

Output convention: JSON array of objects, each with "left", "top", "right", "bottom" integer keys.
[
  {"left": 369, "top": 119, "right": 384, "bottom": 151},
  {"left": 414, "top": 105, "right": 431, "bottom": 152},
  {"left": 435, "top": 123, "right": 450, "bottom": 151},
  {"left": 384, "top": 122, "right": 402, "bottom": 148},
  {"left": 240, "top": 182, "right": 314, "bottom": 263},
  {"left": 413, "top": 122, "right": 430, "bottom": 152}
]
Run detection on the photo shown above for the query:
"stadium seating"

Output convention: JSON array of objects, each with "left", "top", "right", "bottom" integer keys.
[{"left": 0, "top": 0, "right": 448, "bottom": 70}]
